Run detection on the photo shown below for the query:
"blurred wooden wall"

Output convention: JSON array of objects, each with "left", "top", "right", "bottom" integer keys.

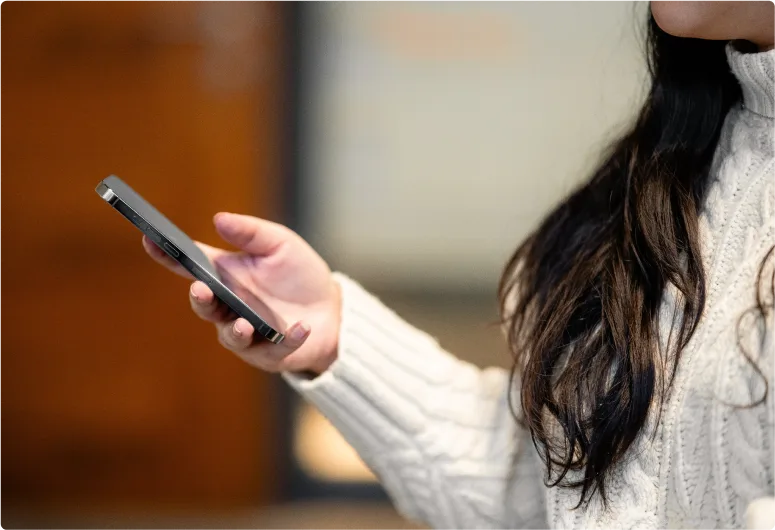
[{"left": 2, "top": 1, "right": 290, "bottom": 516}]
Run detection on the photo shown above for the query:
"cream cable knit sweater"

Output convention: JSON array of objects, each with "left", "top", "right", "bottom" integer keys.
[{"left": 284, "top": 44, "right": 775, "bottom": 529}]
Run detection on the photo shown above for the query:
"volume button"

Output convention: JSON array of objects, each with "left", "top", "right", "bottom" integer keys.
[{"left": 192, "top": 268, "right": 210, "bottom": 285}]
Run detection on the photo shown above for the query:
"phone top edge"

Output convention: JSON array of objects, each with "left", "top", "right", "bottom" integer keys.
[
  {"left": 261, "top": 329, "right": 284, "bottom": 344},
  {"left": 95, "top": 181, "right": 118, "bottom": 204}
]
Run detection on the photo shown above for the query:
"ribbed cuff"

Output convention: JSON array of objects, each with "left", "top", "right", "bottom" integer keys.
[
  {"left": 282, "top": 272, "right": 464, "bottom": 520},
  {"left": 283, "top": 270, "right": 504, "bottom": 428},
  {"left": 282, "top": 274, "right": 532, "bottom": 527},
  {"left": 283, "top": 272, "right": 464, "bottom": 442}
]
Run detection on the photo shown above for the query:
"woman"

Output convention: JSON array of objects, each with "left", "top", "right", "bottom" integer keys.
[{"left": 145, "top": 2, "right": 774, "bottom": 528}]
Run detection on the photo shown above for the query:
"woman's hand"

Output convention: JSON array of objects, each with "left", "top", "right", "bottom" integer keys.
[{"left": 143, "top": 212, "right": 341, "bottom": 375}]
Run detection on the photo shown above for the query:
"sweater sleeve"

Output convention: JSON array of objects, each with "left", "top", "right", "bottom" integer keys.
[{"left": 282, "top": 273, "right": 548, "bottom": 529}]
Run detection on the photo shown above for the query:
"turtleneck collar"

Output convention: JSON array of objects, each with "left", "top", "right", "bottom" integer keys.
[{"left": 726, "top": 42, "right": 775, "bottom": 119}]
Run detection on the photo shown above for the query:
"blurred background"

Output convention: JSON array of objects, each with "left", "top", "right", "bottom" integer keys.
[{"left": 2, "top": 2, "right": 646, "bottom": 528}]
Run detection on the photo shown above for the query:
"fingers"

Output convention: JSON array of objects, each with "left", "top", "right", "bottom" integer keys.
[
  {"left": 189, "top": 281, "right": 233, "bottom": 323},
  {"left": 219, "top": 319, "right": 313, "bottom": 372},
  {"left": 217, "top": 318, "right": 255, "bottom": 352},
  {"left": 213, "top": 212, "right": 291, "bottom": 256},
  {"left": 188, "top": 281, "right": 314, "bottom": 370},
  {"left": 274, "top": 320, "right": 312, "bottom": 355}
]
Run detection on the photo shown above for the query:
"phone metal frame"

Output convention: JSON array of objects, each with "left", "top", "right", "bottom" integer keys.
[{"left": 96, "top": 178, "right": 284, "bottom": 344}]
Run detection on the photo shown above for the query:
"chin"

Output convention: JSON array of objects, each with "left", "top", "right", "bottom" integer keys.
[
  {"left": 651, "top": 0, "right": 750, "bottom": 40},
  {"left": 651, "top": 0, "right": 698, "bottom": 37},
  {"left": 650, "top": 1, "right": 736, "bottom": 40}
]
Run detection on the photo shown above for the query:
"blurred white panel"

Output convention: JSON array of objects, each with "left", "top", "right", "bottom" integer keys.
[
  {"left": 301, "top": 2, "right": 648, "bottom": 291},
  {"left": 294, "top": 404, "right": 376, "bottom": 483}
]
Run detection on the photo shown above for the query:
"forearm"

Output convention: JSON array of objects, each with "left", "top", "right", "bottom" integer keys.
[{"left": 284, "top": 274, "right": 546, "bottom": 528}]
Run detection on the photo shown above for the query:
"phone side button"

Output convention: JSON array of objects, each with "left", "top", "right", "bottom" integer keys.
[
  {"left": 145, "top": 227, "right": 160, "bottom": 242},
  {"left": 162, "top": 242, "right": 180, "bottom": 258},
  {"left": 192, "top": 268, "right": 209, "bottom": 284}
]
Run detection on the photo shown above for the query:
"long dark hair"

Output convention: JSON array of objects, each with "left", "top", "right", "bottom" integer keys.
[{"left": 499, "top": 14, "right": 771, "bottom": 507}]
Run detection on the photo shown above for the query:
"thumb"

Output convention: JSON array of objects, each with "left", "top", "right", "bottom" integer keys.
[
  {"left": 213, "top": 212, "right": 289, "bottom": 256},
  {"left": 273, "top": 320, "right": 336, "bottom": 375},
  {"left": 278, "top": 320, "right": 312, "bottom": 350},
  {"left": 257, "top": 320, "right": 311, "bottom": 366}
]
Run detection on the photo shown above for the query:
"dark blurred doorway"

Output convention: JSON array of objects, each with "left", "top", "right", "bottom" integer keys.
[{"left": 2, "top": 0, "right": 291, "bottom": 521}]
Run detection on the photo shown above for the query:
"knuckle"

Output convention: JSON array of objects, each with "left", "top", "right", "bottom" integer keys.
[
  {"left": 221, "top": 324, "right": 250, "bottom": 352},
  {"left": 193, "top": 307, "right": 211, "bottom": 322},
  {"left": 259, "top": 358, "right": 282, "bottom": 373},
  {"left": 191, "top": 300, "right": 216, "bottom": 321},
  {"left": 275, "top": 353, "right": 298, "bottom": 372},
  {"left": 217, "top": 327, "right": 234, "bottom": 350},
  {"left": 239, "top": 348, "right": 281, "bottom": 373}
]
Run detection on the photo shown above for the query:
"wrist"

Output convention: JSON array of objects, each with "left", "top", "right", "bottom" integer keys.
[{"left": 308, "top": 278, "right": 342, "bottom": 375}]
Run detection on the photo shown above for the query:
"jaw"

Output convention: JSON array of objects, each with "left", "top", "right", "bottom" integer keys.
[{"left": 651, "top": 1, "right": 774, "bottom": 50}]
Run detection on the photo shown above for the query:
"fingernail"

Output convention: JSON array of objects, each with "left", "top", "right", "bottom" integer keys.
[
  {"left": 289, "top": 322, "right": 310, "bottom": 342},
  {"left": 190, "top": 285, "right": 200, "bottom": 301},
  {"left": 233, "top": 320, "right": 244, "bottom": 337}
]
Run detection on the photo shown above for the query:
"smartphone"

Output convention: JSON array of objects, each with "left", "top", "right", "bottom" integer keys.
[{"left": 95, "top": 175, "right": 285, "bottom": 344}]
